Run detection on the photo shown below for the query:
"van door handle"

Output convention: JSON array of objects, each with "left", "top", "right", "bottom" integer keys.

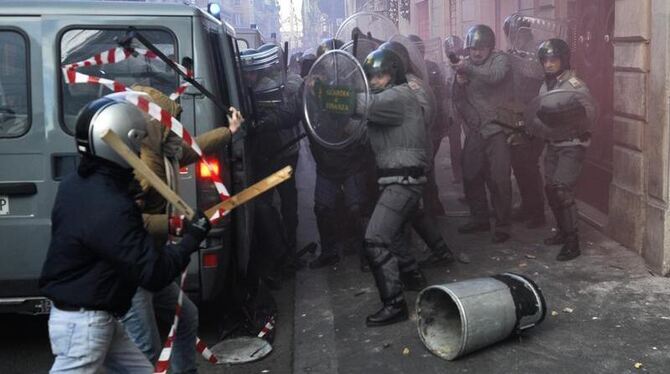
[{"left": 0, "top": 183, "right": 37, "bottom": 196}]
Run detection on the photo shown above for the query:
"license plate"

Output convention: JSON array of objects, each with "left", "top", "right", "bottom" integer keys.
[{"left": 0, "top": 196, "right": 8, "bottom": 215}]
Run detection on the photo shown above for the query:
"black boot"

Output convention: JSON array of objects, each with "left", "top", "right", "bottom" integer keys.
[
  {"left": 365, "top": 300, "right": 408, "bottom": 327},
  {"left": 401, "top": 269, "right": 427, "bottom": 291},
  {"left": 556, "top": 234, "right": 581, "bottom": 261}
]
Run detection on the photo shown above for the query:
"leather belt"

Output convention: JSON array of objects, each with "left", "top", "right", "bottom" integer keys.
[{"left": 377, "top": 167, "right": 425, "bottom": 178}]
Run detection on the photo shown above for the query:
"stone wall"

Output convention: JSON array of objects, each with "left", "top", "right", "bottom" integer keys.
[
  {"left": 641, "top": 0, "right": 670, "bottom": 275},
  {"left": 608, "top": 0, "right": 650, "bottom": 256}
]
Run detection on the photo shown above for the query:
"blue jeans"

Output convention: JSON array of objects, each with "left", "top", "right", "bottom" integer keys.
[
  {"left": 48, "top": 306, "right": 153, "bottom": 373},
  {"left": 121, "top": 283, "right": 198, "bottom": 374}
]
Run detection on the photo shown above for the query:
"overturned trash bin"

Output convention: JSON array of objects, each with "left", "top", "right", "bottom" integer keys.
[{"left": 416, "top": 273, "right": 546, "bottom": 360}]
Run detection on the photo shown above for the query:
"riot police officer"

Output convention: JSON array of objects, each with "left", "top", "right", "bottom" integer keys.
[
  {"left": 306, "top": 38, "right": 375, "bottom": 270},
  {"left": 241, "top": 44, "right": 299, "bottom": 285},
  {"left": 354, "top": 48, "right": 428, "bottom": 326},
  {"left": 451, "top": 24, "right": 514, "bottom": 243},
  {"left": 531, "top": 38, "right": 595, "bottom": 261}
]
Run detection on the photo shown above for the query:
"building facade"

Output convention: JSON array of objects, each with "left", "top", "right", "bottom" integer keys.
[{"left": 344, "top": 0, "right": 670, "bottom": 275}]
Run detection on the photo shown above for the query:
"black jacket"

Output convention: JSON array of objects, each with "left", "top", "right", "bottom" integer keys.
[{"left": 39, "top": 161, "right": 198, "bottom": 315}]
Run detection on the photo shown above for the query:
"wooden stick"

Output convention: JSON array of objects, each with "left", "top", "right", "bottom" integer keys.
[
  {"left": 205, "top": 166, "right": 293, "bottom": 218},
  {"left": 101, "top": 129, "right": 196, "bottom": 220}
]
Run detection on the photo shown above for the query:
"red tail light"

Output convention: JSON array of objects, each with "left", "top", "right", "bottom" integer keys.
[
  {"left": 202, "top": 253, "right": 218, "bottom": 268},
  {"left": 198, "top": 158, "right": 220, "bottom": 179}
]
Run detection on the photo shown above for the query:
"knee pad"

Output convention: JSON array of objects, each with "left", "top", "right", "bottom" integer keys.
[
  {"left": 553, "top": 184, "right": 575, "bottom": 208},
  {"left": 363, "top": 239, "right": 392, "bottom": 268}
]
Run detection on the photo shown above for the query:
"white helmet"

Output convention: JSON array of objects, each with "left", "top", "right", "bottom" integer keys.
[{"left": 75, "top": 94, "right": 148, "bottom": 168}]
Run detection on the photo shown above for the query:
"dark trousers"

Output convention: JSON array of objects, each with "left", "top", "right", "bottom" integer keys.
[
  {"left": 365, "top": 184, "right": 422, "bottom": 305},
  {"left": 314, "top": 169, "right": 372, "bottom": 257},
  {"left": 510, "top": 137, "right": 545, "bottom": 219},
  {"left": 544, "top": 144, "right": 587, "bottom": 237},
  {"left": 276, "top": 154, "right": 299, "bottom": 251},
  {"left": 461, "top": 131, "right": 512, "bottom": 227}
]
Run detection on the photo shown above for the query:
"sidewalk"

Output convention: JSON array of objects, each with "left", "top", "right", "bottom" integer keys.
[{"left": 291, "top": 141, "right": 670, "bottom": 374}]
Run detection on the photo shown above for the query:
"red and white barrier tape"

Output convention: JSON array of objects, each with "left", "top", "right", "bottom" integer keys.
[
  {"left": 257, "top": 317, "right": 276, "bottom": 339},
  {"left": 63, "top": 49, "right": 230, "bottom": 222},
  {"left": 62, "top": 46, "right": 261, "bottom": 371},
  {"left": 154, "top": 272, "right": 187, "bottom": 374}
]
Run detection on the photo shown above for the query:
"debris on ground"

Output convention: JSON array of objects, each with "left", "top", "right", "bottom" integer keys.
[
  {"left": 562, "top": 307, "right": 574, "bottom": 313},
  {"left": 383, "top": 342, "right": 391, "bottom": 349},
  {"left": 634, "top": 362, "right": 643, "bottom": 369},
  {"left": 551, "top": 311, "right": 559, "bottom": 316},
  {"left": 402, "top": 347, "right": 410, "bottom": 356},
  {"left": 525, "top": 254, "right": 537, "bottom": 259}
]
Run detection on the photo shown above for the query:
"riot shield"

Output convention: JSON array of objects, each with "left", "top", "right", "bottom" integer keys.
[
  {"left": 303, "top": 50, "right": 369, "bottom": 149},
  {"left": 335, "top": 11, "right": 398, "bottom": 45},
  {"left": 342, "top": 37, "right": 381, "bottom": 64},
  {"left": 525, "top": 89, "right": 597, "bottom": 141},
  {"left": 388, "top": 34, "right": 428, "bottom": 81},
  {"left": 506, "top": 13, "right": 570, "bottom": 56}
]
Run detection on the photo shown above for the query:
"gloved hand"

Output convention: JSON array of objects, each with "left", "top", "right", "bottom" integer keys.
[{"left": 185, "top": 210, "right": 211, "bottom": 243}]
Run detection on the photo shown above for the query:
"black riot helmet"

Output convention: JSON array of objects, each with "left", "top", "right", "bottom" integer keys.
[
  {"left": 378, "top": 41, "right": 412, "bottom": 75},
  {"left": 362, "top": 48, "right": 407, "bottom": 86},
  {"left": 464, "top": 24, "right": 496, "bottom": 49},
  {"left": 538, "top": 38, "right": 571, "bottom": 70},
  {"left": 407, "top": 34, "right": 425, "bottom": 56},
  {"left": 443, "top": 35, "right": 464, "bottom": 56},
  {"left": 316, "top": 38, "right": 344, "bottom": 58}
]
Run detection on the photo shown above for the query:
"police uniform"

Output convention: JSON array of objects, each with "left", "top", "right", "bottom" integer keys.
[
  {"left": 356, "top": 79, "right": 427, "bottom": 325},
  {"left": 533, "top": 69, "right": 594, "bottom": 259},
  {"left": 453, "top": 50, "right": 514, "bottom": 238}
]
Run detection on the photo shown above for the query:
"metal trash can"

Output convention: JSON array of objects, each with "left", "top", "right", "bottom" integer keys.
[{"left": 416, "top": 273, "right": 546, "bottom": 360}]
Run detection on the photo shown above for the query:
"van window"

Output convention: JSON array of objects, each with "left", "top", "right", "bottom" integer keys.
[
  {"left": 60, "top": 28, "right": 179, "bottom": 134},
  {"left": 0, "top": 30, "right": 30, "bottom": 138},
  {"left": 236, "top": 38, "right": 249, "bottom": 51}
]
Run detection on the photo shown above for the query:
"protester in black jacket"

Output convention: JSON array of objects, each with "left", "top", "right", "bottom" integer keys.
[{"left": 39, "top": 95, "right": 210, "bottom": 373}]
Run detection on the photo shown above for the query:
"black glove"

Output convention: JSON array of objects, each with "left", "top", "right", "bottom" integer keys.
[{"left": 185, "top": 210, "right": 211, "bottom": 243}]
